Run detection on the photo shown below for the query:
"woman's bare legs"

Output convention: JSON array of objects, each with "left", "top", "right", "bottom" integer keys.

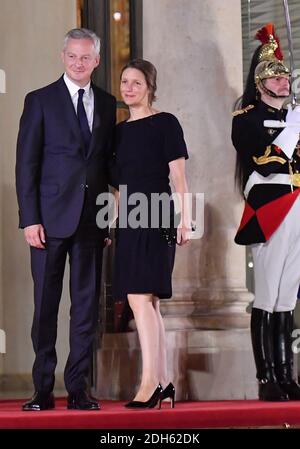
[
  {"left": 153, "top": 296, "right": 168, "bottom": 387},
  {"left": 127, "top": 293, "right": 160, "bottom": 401}
]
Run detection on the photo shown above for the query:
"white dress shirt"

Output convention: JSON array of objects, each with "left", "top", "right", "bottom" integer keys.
[{"left": 63, "top": 73, "right": 94, "bottom": 132}]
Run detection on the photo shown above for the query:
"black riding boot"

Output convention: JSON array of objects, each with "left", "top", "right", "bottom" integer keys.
[
  {"left": 274, "top": 310, "right": 300, "bottom": 400},
  {"left": 251, "top": 308, "right": 288, "bottom": 401}
]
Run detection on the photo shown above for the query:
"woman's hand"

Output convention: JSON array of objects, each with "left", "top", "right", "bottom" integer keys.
[
  {"left": 176, "top": 224, "right": 191, "bottom": 245},
  {"left": 104, "top": 237, "right": 112, "bottom": 247}
]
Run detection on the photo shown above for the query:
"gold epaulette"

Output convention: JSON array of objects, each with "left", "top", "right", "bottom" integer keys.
[{"left": 232, "top": 104, "right": 255, "bottom": 117}]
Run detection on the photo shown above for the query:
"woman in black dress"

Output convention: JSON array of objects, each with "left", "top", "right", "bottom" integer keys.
[{"left": 113, "top": 59, "right": 190, "bottom": 408}]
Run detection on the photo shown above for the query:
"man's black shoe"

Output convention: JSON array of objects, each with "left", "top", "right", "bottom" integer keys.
[
  {"left": 67, "top": 390, "right": 100, "bottom": 410},
  {"left": 22, "top": 391, "right": 55, "bottom": 411}
]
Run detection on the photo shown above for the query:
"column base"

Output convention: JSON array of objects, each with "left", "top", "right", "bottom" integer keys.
[
  {"left": 160, "top": 287, "right": 254, "bottom": 330},
  {"left": 139, "top": 287, "right": 254, "bottom": 330},
  {"left": 93, "top": 328, "right": 258, "bottom": 401}
]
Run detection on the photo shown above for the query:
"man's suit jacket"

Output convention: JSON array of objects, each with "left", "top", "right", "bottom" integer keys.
[{"left": 16, "top": 76, "right": 116, "bottom": 238}]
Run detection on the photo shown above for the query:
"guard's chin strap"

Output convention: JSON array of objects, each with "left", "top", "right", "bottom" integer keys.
[{"left": 259, "top": 80, "right": 290, "bottom": 99}]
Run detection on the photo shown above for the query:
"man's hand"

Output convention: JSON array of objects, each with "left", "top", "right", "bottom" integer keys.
[{"left": 24, "top": 224, "right": 46, "bottom": 249}]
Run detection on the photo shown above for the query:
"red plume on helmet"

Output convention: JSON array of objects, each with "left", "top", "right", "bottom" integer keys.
[
  {"left": 255, "top": 23, "right": 283, "bottom": 61},
  {"left": 254, "top": 23, "right": 289, "bottom": 89}
]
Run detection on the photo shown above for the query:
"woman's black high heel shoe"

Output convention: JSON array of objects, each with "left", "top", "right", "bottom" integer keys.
[
  {"left": 125, "top": 384, "right": 163, "bottom": 409},
  {"left": 158, "top": 383, "right": 175, "bottom": 409}
]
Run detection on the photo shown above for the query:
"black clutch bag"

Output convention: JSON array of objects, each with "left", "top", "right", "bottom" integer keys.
[
  {"left": 159, "top": 212, "right": 180, "bottom": 246},
  {"left": 160, "top": 226, "right": 177, "bottom": 246},
  {"left": 160, "top": 217, "right": 196, "bottom": 246}
]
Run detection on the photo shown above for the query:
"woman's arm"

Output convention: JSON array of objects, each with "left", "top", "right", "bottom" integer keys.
[
  {"left": 169, "top": 157, "right": 191, "bottom": 245},
  {"left": 111, "top": 187, "right": 119, "bottom": 224}
]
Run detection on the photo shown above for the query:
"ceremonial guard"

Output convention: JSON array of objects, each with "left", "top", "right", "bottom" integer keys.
[{"left": 232, "top": 23, "right": 300, "bottom": 401}]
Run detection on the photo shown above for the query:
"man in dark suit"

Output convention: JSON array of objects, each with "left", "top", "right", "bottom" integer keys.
[{"left": 16, "top": 28, "right": 116, "bottom": 411}]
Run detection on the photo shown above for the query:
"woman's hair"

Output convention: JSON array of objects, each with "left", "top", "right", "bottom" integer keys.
[
  {"left": 234, "top": 45, "right": 262, "bottom": 195},
  {"left": 121, "top": 58, "right": 157, "bottom": 105}
]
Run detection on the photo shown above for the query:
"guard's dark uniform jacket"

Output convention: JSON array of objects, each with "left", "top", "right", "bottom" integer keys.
[{"left": 232, "top": 100, "right": 300, "bottom": 245}]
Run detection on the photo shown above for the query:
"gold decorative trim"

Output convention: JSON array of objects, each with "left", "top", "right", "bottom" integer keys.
[
  {"left": 253, "top": 145, "right": 286, "bottom": 165},
  {"left": 232, "top": 104, "right": 255, "bottom": 117},
  {"left": 291, "top": 173, "right": 300, "bottom": 187}
]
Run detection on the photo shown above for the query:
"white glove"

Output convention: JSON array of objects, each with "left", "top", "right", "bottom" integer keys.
[
  {"left": 272, "top": 104, "right": 300, "bottom": 159},
  {"left": 286, "top": 104, "right": 300, "bottom": 128}
]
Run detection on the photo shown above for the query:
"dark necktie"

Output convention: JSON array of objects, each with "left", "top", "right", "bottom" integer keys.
[{"left": 77, "top": 88, "right": 92, "bottom": 152}]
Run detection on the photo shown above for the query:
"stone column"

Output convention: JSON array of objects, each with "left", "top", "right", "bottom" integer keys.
[
  {"left": 96, "top": 0, "right": 256, "bottom": 400},
  {"left": 142, "top": 0, "right": 252, "bottom": 330},
  {"left": 95, "top": 0, "right": 257, "bottom": 401},
  {"left": 0, "top": 140, "right": 5, "bottom": 357},
  {"left": 0, "top": 69, "right": 5, "bottom": 358},
  {"left": 146, "top": 0, "right": 256, "bottom": 399}
]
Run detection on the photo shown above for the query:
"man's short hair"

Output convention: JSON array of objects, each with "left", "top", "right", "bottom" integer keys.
[{"left": 63, "top": 28, "right": 101, "bottom": 55}]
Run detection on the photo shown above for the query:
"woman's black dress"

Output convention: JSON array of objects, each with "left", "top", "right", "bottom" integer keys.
[{"left": 112, "top": 112, "right": 188, "bottom": 301}]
